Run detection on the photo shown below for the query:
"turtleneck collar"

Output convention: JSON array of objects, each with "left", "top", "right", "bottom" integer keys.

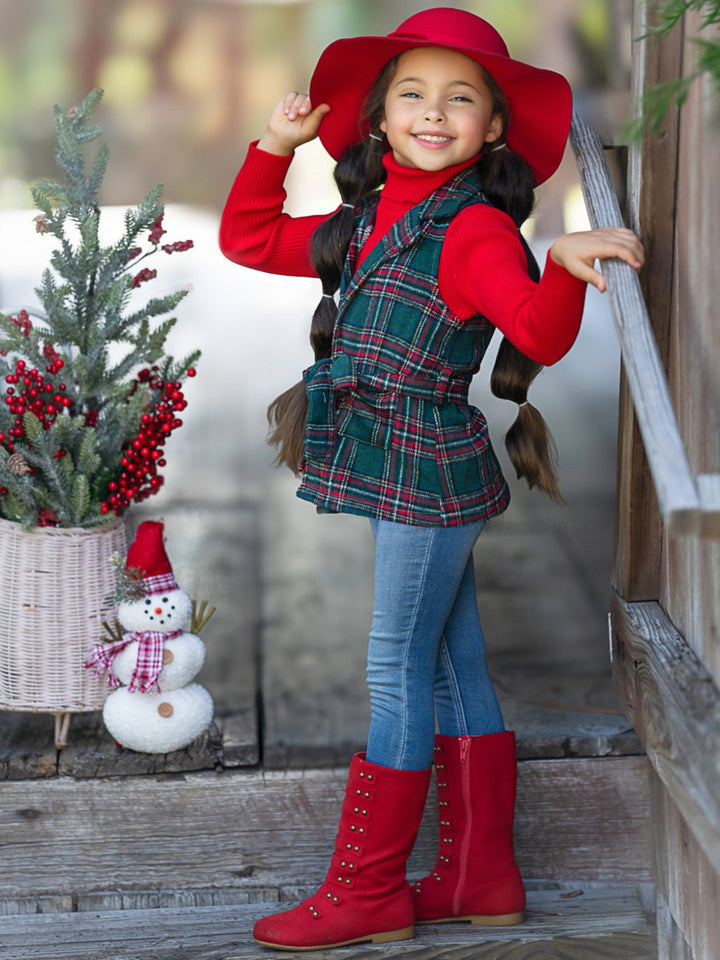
[{"left": 380, "top": 151, "right": 481, "bottom": 205}]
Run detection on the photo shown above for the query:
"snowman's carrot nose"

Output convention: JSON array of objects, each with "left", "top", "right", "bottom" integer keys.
[{"left": 155, "top": 607, "right": 163, "bottom": 615}]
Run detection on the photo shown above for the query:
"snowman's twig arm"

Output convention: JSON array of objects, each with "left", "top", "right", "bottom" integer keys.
[
  {"left": 191, "top": 599, "right": 216, "bottom": 634},
  {"left": 101, "top": 618, "right": 125, "bottom": 644}
]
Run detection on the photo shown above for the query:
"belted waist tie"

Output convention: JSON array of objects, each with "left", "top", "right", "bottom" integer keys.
[
  {"left": 326, "top": 351, "right": 470, "bottom": 404},
  {"left": 301, "top": 352, "right": 471, "bottom": 465}
]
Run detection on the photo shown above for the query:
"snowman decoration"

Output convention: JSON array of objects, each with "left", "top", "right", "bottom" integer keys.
[{"left": 85, "top": 520, "right": 214, "bottom": 753}]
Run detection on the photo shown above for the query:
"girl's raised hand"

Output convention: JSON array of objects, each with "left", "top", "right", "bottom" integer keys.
[
  {"left": 257, "top": 92, "right": 331, "bottom": 157},
  {"left": 550, "top": 227, "right": 645, "bottom": 293}
]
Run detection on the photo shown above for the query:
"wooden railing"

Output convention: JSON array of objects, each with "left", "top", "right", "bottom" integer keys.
[{"left": 570, "top": 112, "right": 720, "bottom": 539}]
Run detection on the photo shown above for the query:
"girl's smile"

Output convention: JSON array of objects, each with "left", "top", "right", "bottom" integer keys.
[{"left": 380, "top": 47, "right": 502, "bottom": 171}]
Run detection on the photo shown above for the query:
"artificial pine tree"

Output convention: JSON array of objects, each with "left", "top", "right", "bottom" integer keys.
[{"left": 0, "top": 89, "right": 199, "bottom": 528}]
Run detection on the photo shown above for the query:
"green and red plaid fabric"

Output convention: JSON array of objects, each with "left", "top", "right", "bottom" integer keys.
[{"left": 297, "top": 166, "right": 511, "bottom": 526}]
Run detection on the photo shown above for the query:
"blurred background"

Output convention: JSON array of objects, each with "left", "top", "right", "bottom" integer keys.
[
  {"left": 0, "top": 0, "right": 630, "bottom": 212},
  {"left": 0, "top": 0, "right": 640, "bottom": 759}
]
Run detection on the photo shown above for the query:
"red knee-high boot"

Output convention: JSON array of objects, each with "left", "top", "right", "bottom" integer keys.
[
  {"left": 254, "top": 753, "right": 431, "bottom": 951},
  {"left": 412, "top": 732, "right": 525, "bottom": 925}
]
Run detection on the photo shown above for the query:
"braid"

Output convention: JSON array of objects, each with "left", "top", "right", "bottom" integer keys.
[
  {"left": 267, "top": 62, "right": 395, "bottom": 472},
  {"left": 478, "top": 69, "right": 564, "bottom": 501}
]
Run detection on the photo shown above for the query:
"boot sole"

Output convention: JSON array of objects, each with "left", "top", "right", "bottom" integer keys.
[
  {"left": 254, "top": 925, "right": 416, "bottom": 951},
  {"left": 416, "top": 911, "right": 525, "bottom": 926}
]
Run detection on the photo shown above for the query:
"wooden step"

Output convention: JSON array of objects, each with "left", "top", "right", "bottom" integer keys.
[
  {"left": 0, "top": 882, "right": 655, "bottom": 959},
  {"left": 0, "top": 758, "right": 650, "bottom": 916}
]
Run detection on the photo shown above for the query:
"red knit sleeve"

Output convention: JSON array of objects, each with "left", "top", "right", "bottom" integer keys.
[
  {"left": 218, "top": 142, "right": 331, "bottom": 278},
  {"left": 439, "top": 205, "right": 588, "bottom": 366}
]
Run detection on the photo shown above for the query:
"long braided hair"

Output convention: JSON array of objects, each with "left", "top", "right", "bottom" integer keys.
[{"left": 268, "top": 55, "right": 562, "bottom": 500}]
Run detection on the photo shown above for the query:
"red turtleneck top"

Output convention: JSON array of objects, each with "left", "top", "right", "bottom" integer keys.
[{"left": 219, "top": 144, "right": 587, "bottom": 365}]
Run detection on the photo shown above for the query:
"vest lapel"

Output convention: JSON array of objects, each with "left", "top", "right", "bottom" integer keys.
[
  {"left": 341, "top": 200, "right": 430, "bottom": 307},
  {"left": 338, "top": 166, "right": 487, "bottom": 317}
]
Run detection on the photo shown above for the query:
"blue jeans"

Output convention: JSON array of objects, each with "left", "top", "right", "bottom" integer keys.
[{"left": 365, "top": 518, "right": 504, "bottom": 771}]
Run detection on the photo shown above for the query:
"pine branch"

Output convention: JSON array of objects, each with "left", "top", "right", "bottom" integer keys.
[
  {"left": 164, "top": 350, "right": 202, "bottom": 383},
  {"left": 1, "top": 89, "right": 199, "bottom": 527}
]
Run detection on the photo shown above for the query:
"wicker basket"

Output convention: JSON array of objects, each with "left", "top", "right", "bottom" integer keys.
[{"left": 0, "top": 516, "right": 129, "bottom": 746}]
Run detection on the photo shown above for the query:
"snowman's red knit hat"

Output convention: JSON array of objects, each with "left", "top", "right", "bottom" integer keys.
[{"left": 126, "top": 520, "right": 178, "bottom": 596}]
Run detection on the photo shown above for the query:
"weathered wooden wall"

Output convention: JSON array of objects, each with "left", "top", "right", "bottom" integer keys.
[
  {"left": 612, "top": 5, "right": 720, "bottom": 959},
  {"left": 660, "top": 10, "right": 720, "bottom": 686}
]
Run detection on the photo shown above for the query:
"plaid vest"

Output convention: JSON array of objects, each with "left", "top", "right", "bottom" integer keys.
[{"left": 297, "top": 166, "right": 510, "bottom": 526}]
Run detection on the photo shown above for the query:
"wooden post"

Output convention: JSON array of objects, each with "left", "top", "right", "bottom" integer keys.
[
  {"left": 612, "top": 5, "right": 720, "bottom": 959},
  {"left": 613, "top": 0, "right": 684, "bottom": 599}
]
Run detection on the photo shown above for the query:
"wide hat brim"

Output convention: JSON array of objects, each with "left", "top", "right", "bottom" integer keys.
[{"left": 309, "top": 11, "right": 572, "bottom": 186}]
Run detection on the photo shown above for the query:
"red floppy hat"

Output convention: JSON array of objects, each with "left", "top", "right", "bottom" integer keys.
[{"left": 309, "top": 7, "right": 572, "bottom": 186}]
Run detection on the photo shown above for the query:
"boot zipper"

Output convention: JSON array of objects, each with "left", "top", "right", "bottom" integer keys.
[{"left": 453, "top": 736, "right": 472, "bottom": 916}]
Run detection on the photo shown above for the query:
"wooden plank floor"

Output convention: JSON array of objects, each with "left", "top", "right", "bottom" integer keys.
[{"left": 0, "top": 882, "right": 654, "bottom": 960}]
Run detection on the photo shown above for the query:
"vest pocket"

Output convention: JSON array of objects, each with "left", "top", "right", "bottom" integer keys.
[
  {"left": 302, "top": 359, "right": 335, "bottom": 464},
  {"left": 335, "top": 389, "right": 398, "bottom": 449}
]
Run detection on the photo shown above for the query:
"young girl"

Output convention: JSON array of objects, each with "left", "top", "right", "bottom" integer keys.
[{"left": 220, "top": 7, "right": 643, "bottom": 952}]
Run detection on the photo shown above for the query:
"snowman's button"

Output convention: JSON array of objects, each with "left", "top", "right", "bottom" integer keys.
[
  {"left": 162, "top": 649, "right": 174, "bottom": 665},
  {"left": 158, "top": 702, "right": 174, "bottom": 718}
]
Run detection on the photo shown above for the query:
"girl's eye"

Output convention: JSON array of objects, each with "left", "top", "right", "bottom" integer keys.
[
  {"left": 450, "top": 95, "right": 472, "bottom": 103},
  {"left": 400, "top": 91, "right": 421, "bottom": 99}
]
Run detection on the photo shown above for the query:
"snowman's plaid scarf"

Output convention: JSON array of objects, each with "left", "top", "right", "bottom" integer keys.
[{"left": 84, "top": 630, "right": 183, "bottom": 693}]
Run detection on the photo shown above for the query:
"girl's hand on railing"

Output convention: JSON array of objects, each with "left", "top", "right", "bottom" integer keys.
[
  {"left": 550, "top": 227, "right": 645, "bottom": 293},
  {"left": 257, "top": 92, "right": 332, "bottom": 157}
]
